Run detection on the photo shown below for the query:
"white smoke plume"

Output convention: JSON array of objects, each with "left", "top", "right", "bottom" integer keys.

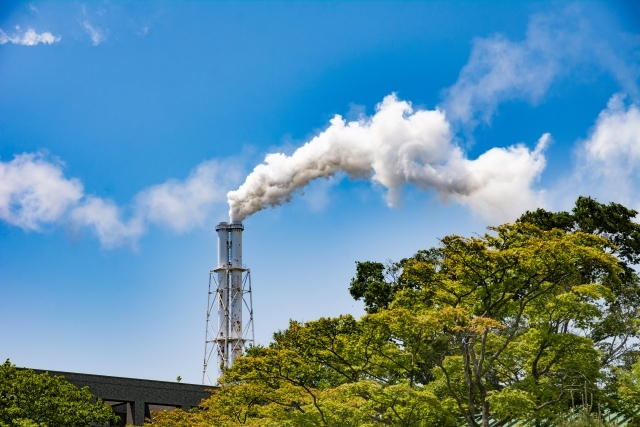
[
  {"left": 450, "top": 135, "right": 549, "bottom": 221},
  {"left": 227, "top": 94, "right": 548, "bottom": 223},
  {"left": 0, "top": 27, "right": 61, "bottom": 46}
]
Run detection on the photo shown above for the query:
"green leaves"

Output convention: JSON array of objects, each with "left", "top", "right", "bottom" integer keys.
[
  {"left": 381, "top": 221, "right": 622, "bottom": 426},
  {"left": 349, "top": 261, "right": 397, "bottom": 314},
  {"left": 486, "top": 388, "right": 536, "bottom": 420},
  {"left": 0, "top": 360, "right": 118, "bottom": 427},
  {"left": 518, "top": 198, "right": 640, "bottom": 369},
  {"left": 149, "top": 197, "right": 640, "bottom": 427}
]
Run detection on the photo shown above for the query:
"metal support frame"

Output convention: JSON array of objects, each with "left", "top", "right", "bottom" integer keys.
[{"left": 202, "top": 266, "right": 254, "bottom": 385}]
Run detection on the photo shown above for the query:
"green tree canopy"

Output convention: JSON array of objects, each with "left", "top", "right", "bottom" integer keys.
[
  {"left": 150, "top": 197, "right": 640, "bottom": 427},
  {"left": 0, "top": 359, "right": 118, "bottom": 427},
  {"left": 517, "top": 197, "right": 640, "bottom": 370}
]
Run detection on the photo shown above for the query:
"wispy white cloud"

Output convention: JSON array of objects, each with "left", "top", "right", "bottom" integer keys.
[
  {"left": 0, "top": 153, "right": 82, "bottom": 230},
  {"left": 557, "top": 94, "right": 640, "bottom": 210},
  {"left": 441, "top": 6, "right": 639, "bottom": 128},
  {"left": 0, "top": 27, "right": 61, "bottom": 46},
  {"left": 80, "top": 160, "right": 239, "bottom": 247},
  {"left": 136, "top": 160, "right": 240, "bottom": 232},
  {"left": 0, "top": 153, "right": 240, "bottom": 247},
  {"left": 70, "top": 197, "right": 145, "bottom": 248},
  {"left": 82, "top": 21, "right": 105, "bottom": 46},
  {"left": 581, "top": 94, "right": 640, "bottom": 171},
  {"left": 436, "top": 5, "right": 640, "bottom": 213}
]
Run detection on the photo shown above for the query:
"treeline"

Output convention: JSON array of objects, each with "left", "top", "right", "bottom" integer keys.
[
  {"left": 148, "top": 197, "right": 640, "bottom": 427},
  {"left": 4, "top": 197, "right": 640, "bottom": 427}
]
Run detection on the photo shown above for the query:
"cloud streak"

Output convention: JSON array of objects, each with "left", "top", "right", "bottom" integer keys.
[
  {"left": 136, "top": 160, "right": 238, "bottom": 233},
  {"left": 0, "top": 27, "right": 60, "bottom": 46},
  {"left": 0, "top": 154, "right": 239, "bottom": 248},
  {"left": 441, "top": 5, "right": 639, "bottom": 128},
  {"left": 70, "top": 197, "right": 144, "bottom": 248},
  {"left": 82, "top": 21, "right": 105, "bottom": 46}
]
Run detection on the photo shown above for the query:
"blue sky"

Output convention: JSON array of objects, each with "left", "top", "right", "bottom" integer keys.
[{"left": 1, "top": 1, "right": 639, "bottom": 384}]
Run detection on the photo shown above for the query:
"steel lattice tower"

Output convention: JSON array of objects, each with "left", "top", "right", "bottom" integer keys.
[{"left": 202, "top": 221, "right": 254, "bottom": 385}]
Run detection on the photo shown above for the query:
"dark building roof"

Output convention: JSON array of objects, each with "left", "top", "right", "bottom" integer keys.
[{"left": 33, "top": 369, "right": 214, "bottom": 426}]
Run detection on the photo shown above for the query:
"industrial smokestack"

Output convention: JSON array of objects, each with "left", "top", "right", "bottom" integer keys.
[
  {"left": 228, "top": 221, "right": 244, "bottom": 364},
  {"left": 203, "top": 221, "right": 254, "bottom": 384},
  {"left": 214, "top": 222, "right": 229, "bottom": 371},
  {"left": 216, "top": 222, "right": 229, "bottom": 268}
]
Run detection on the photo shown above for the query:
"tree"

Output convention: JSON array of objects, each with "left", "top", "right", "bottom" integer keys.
[
  {"left": 349, "top": 261, "right": 398, "bottom": 314},
  {"left": 150, "top": 197, "right": 640, "bottom": 427},
  {"left": 388, "top": 223, "right": 620, "bottom": 427},
  {"left": 0, "top": 359, "right": 118, "bottom": 427},
  {"left": 151, "top": 318, "right": 457, "bottom": 427},
  {"left": 349, "top": 250, "right": 439, "bottom": 314},
  {"left": 614, "top": 356, "right": 640, "bottom": 424},
  {"left": 517, "top": 197, "right": 640, "bottom": 370},
  {"left": 152, "top": 223, "right": 622, "bottom": 427}
]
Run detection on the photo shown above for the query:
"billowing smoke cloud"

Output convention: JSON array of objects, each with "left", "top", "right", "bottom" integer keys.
[
  {"left": 450, "top": 135, "right": 548, "bottom": 221},
  {"left": 228, "top": 95, "right": 548, "bottom": 223},
  {"left": 0, "top": 27, "right": 61, "bottom": 46},
  {"left": 0, "top": 154, "right": 237, "bottom": 247},
  {"left": 227, "top": 6, "right": 640, "bottom": 223},
  {"left": 441, "top": 6, "right": 639, "bottom": 127}
]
